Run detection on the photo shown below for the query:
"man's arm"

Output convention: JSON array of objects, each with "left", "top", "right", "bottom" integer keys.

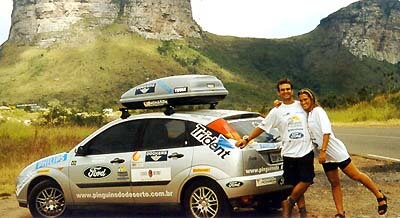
[{"left": 235, "top": 127, "right": 265, "bottom": 149}]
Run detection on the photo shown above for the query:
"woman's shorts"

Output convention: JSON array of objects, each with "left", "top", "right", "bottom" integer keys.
[
  {"left": 322, "top": 158, "right": 352, "bottom": 172},
  {"left": 283, "top": 151, "right": 315, "bottom": 186}
]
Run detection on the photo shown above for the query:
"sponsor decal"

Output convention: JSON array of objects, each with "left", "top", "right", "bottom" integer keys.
[
  {"left": 37, "top": 168, "right": 50, "bottom": 174},
  {"left": 131, "top": 168, "right": 171, "bottom": 182},
  {"left": 259, "top": 143, "right": 276, "bottom": 149},
  {"left": 245, "top": 165, "right": 281, "bottom": 174},
  {"left": 287, "top": 114, "right": 305, "bottom": 139},
  {"left": 76, "top": 190, "right": 173, "bottom": 199},
  {"left": 84, "top": 166, "right": 111, "bottom": 179},
  {"left": 190, "top": 124, "right": 233, "bottom": 159},
  {"left": 226, "top": 181, "right": 243, "bottom": 188},
  {"left": 135, "top": 83, "right": 156, "bottom": 95},
  {"left": 145, "top": 151, "right": 168, "bottom": 162},
  {"left": 192, "top": 168, "right": 211, "bottom": 173},
  {"left": 131, "top": 162, "right": 144, "bottom": 168},
  {"left": 289, "top": 132, "right": 304, "bottom": 139},
  {"left": 35, "top": 153, "right": 68, "bottom": 169},
  {"left": 117, "top": 165, "right": 129, "bottom": 180},
  {"left": 174, "top": 86, "right": 188, "bottom": 93},
  {"left": 143, "top": 100, "right": 168, "bottom": 107},
  {"left": 71, "top": 160, "right": 77, "bottom": 166},
  {"left": 256, "top": 177, "right": 276, "bottom": 187},
  {"left": 132, "top": 151, "right": 142, "bottom": 161}
]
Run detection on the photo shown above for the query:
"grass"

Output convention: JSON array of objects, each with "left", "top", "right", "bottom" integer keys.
[
  {"left": 0, "top": 120, "right": 95, "bottom": 194},
  {"left": 327, "top": 93, "right": 400, "bottom": 126}
]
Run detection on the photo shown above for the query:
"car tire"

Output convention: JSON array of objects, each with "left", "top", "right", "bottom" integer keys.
[
  {"left": 183, "top": 180, "right": 231, "bottom": 218},
  {"left": 28, "top": 180, "right": 67, "bottom": 218}
]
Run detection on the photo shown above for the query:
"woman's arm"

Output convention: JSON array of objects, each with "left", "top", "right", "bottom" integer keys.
[{"left": 319, "top": 133, "right": 330, "bottom": 164}]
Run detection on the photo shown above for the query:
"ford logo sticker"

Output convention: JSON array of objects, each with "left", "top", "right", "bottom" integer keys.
[
  {"left": 289, "top": 132, "right": 304, "bottom": 139},
  {"left": 84, "top": 166, "right": 111, "bottom": 179},
  {"left": 226, "top": 181, "right": 243, "bottom": 188}
]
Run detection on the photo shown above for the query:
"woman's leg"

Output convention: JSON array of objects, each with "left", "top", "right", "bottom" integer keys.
[
  {"left": 341, "top": 162, "right": 382, "bottom": 198},
  {"left": 341, "top": 162, "right": 387, "bottom": 214},
  {"left": 325, "top": 169, "right": 345, "bottom": 215}
]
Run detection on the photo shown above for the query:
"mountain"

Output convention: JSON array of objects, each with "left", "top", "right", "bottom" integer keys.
[
  {"left": 8, "top": 0, "right": 201, "bottom": 46},
  {"left": 0, "top": 0, "right": 399, "bottom": 111},
  {"left": 319, "top": 0, "right": 400, "bottom": 64}
]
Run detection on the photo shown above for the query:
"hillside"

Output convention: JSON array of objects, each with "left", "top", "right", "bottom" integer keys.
[{"left": 0, "top": 0, "right": 399, "bottom": 111}]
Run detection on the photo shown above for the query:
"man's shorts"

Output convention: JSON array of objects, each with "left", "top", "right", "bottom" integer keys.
[
  {"left": 283, "top": 151, "right": 315, "bottom": 186},
  {"left": 322, "top": 158, "right": 352, "bottom": 172}
]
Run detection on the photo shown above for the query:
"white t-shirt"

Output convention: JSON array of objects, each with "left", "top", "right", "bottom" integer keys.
[
  {"left": 258, "top": 101, "right": 313, "bottom": 158},
  {"left": 307, "top": 106, "right": 350, "bottom": 163}
]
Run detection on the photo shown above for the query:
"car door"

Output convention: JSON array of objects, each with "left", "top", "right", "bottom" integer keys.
[
  {"left": 130, "top": 118, "right": 193, "bottom": 203},
  {"left": 69, "top": 120, "right": 143, "bottom": 204}
]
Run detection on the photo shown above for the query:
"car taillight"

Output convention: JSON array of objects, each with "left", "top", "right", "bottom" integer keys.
[{"left": 207, "top": 118, "right": 241, "bottom": 140}]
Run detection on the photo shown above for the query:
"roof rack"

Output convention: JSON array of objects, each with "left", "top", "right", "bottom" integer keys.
[{"left": 118, "top": 74, "right": 228, "bottom": 118}]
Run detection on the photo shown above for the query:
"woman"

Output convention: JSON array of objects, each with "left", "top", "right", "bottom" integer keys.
[{"left": 297, "top": 88, "right": 388, "bottom": 217}]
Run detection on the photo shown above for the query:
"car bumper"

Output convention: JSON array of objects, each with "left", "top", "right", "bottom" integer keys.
[{"left": 218, "top": 171, "right": 292, "bottom": 208}]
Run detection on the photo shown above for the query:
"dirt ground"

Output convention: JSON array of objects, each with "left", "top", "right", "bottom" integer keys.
[{"left": 1, "top": 155, "right": 398, "bottom": 218}]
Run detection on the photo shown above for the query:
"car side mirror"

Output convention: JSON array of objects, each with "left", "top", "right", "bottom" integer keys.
[{"left": 75, "top": 146, "right": 88, "bottom": 156}]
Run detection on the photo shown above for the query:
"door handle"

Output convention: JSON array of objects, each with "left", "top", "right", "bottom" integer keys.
[
  {"left": 168, "top": 152, "right": 184, "bottom": 159},
  {"left": 110, "top": 158, "right": 125, "bottom": 164}
]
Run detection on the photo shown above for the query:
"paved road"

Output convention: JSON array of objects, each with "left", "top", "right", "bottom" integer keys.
[{"left": 333, "top": 127, "right": 400, "bottom": 161}]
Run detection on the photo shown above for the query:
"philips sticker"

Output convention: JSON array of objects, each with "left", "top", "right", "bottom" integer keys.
[
  {"left": 84, "top": 166, "right": 111, "bottom": 179},
  {"left": 35, "top": 153, "right": 68, "bottom": 169}
]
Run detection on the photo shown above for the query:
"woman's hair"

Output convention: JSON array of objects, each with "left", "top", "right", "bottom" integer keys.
[{"left": 297, "top": 88, "right": 320, "bottom": 107}]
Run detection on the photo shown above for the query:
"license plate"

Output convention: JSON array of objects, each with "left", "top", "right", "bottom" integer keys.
[
  {"left": 269, "top": 152, "right": 283, "bottom": 163},
  {"left": 256, "top": 177, "right": 276, "bottom": 187}
]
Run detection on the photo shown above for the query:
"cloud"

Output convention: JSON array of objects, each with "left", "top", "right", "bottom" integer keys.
[{"left": 191, "top": 0, "right": 359, "bottom": 38}]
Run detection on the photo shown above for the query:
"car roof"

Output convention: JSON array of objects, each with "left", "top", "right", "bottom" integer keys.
[{"left": 119, "top": 109, "right": 260, "bottom": 125}]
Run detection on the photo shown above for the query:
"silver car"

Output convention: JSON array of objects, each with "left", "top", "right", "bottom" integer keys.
[{"left": 16, "top": 75, "right": 291, "bottom": 217}]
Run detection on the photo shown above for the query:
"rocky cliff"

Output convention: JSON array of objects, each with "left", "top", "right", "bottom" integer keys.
[
  {"left": 9, "top": 0, "right": 201, "bottom": 47},
  {"left": 319, "top": 0, "right": 400, "bottom": 64}
]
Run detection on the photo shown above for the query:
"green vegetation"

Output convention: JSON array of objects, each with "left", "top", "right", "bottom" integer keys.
[
  {"left": 328, "top": 92, "right": 400, "bottom": 125},
  {"left": 0, "top": 120, "right": 96, "bottom": 194},
  {"left": 1, "top": 23, "right": 398, "bottom": 112}
]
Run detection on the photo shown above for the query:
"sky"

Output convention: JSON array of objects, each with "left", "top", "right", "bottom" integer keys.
[{"left": 0, "top": 0, "right": 360, "bottom": 45}]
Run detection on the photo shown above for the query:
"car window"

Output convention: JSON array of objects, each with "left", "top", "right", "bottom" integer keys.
[
  {"left": 229, "top": 118, "right": 279, "bottom": 142},
  {"left": 142, "top": 119, "right": 186, "bottom": 150},
  {"left": 84, "top": 120, "right": 143, "bottom": 155}
]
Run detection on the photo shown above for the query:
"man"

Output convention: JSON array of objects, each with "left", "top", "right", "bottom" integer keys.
[{"left": 236, "top": 78, "right": 314, "bottom": 218}]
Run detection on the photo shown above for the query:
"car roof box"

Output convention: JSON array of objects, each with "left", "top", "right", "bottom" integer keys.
[{"left": 120, "top": 74, "right": 229, "bottom": 109}]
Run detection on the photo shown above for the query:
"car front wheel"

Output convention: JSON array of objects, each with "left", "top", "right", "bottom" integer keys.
[
  {"left": 183, "top": 180, "right": 231, "bottom": 218},
  {"left": 28, "top": 180, "right": 67, "bottom": 218}
]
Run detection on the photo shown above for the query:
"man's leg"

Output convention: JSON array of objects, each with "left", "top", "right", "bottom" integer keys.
[{"left": 282, "top": 182, "right": 312, "bottom": 218}]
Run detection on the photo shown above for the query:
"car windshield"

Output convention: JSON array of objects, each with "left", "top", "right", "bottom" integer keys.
[{"left": 228, "top": 117, "right": 279, "bottom": 143}]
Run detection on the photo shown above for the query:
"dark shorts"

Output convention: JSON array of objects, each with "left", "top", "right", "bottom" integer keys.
[
  {"left": 322, "top": 158, "right": 352, "bottom": 172},
  {"left": 283, "top": 151, "right": 315, "bottom": 186}
]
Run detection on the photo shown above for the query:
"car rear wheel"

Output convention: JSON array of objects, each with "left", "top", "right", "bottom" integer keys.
[
  {"left": 28, "top": 180, "right": 67, "bottom": 218},
  {"left": 183, "top": 180, "right": 231, "bottom": 218}
]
